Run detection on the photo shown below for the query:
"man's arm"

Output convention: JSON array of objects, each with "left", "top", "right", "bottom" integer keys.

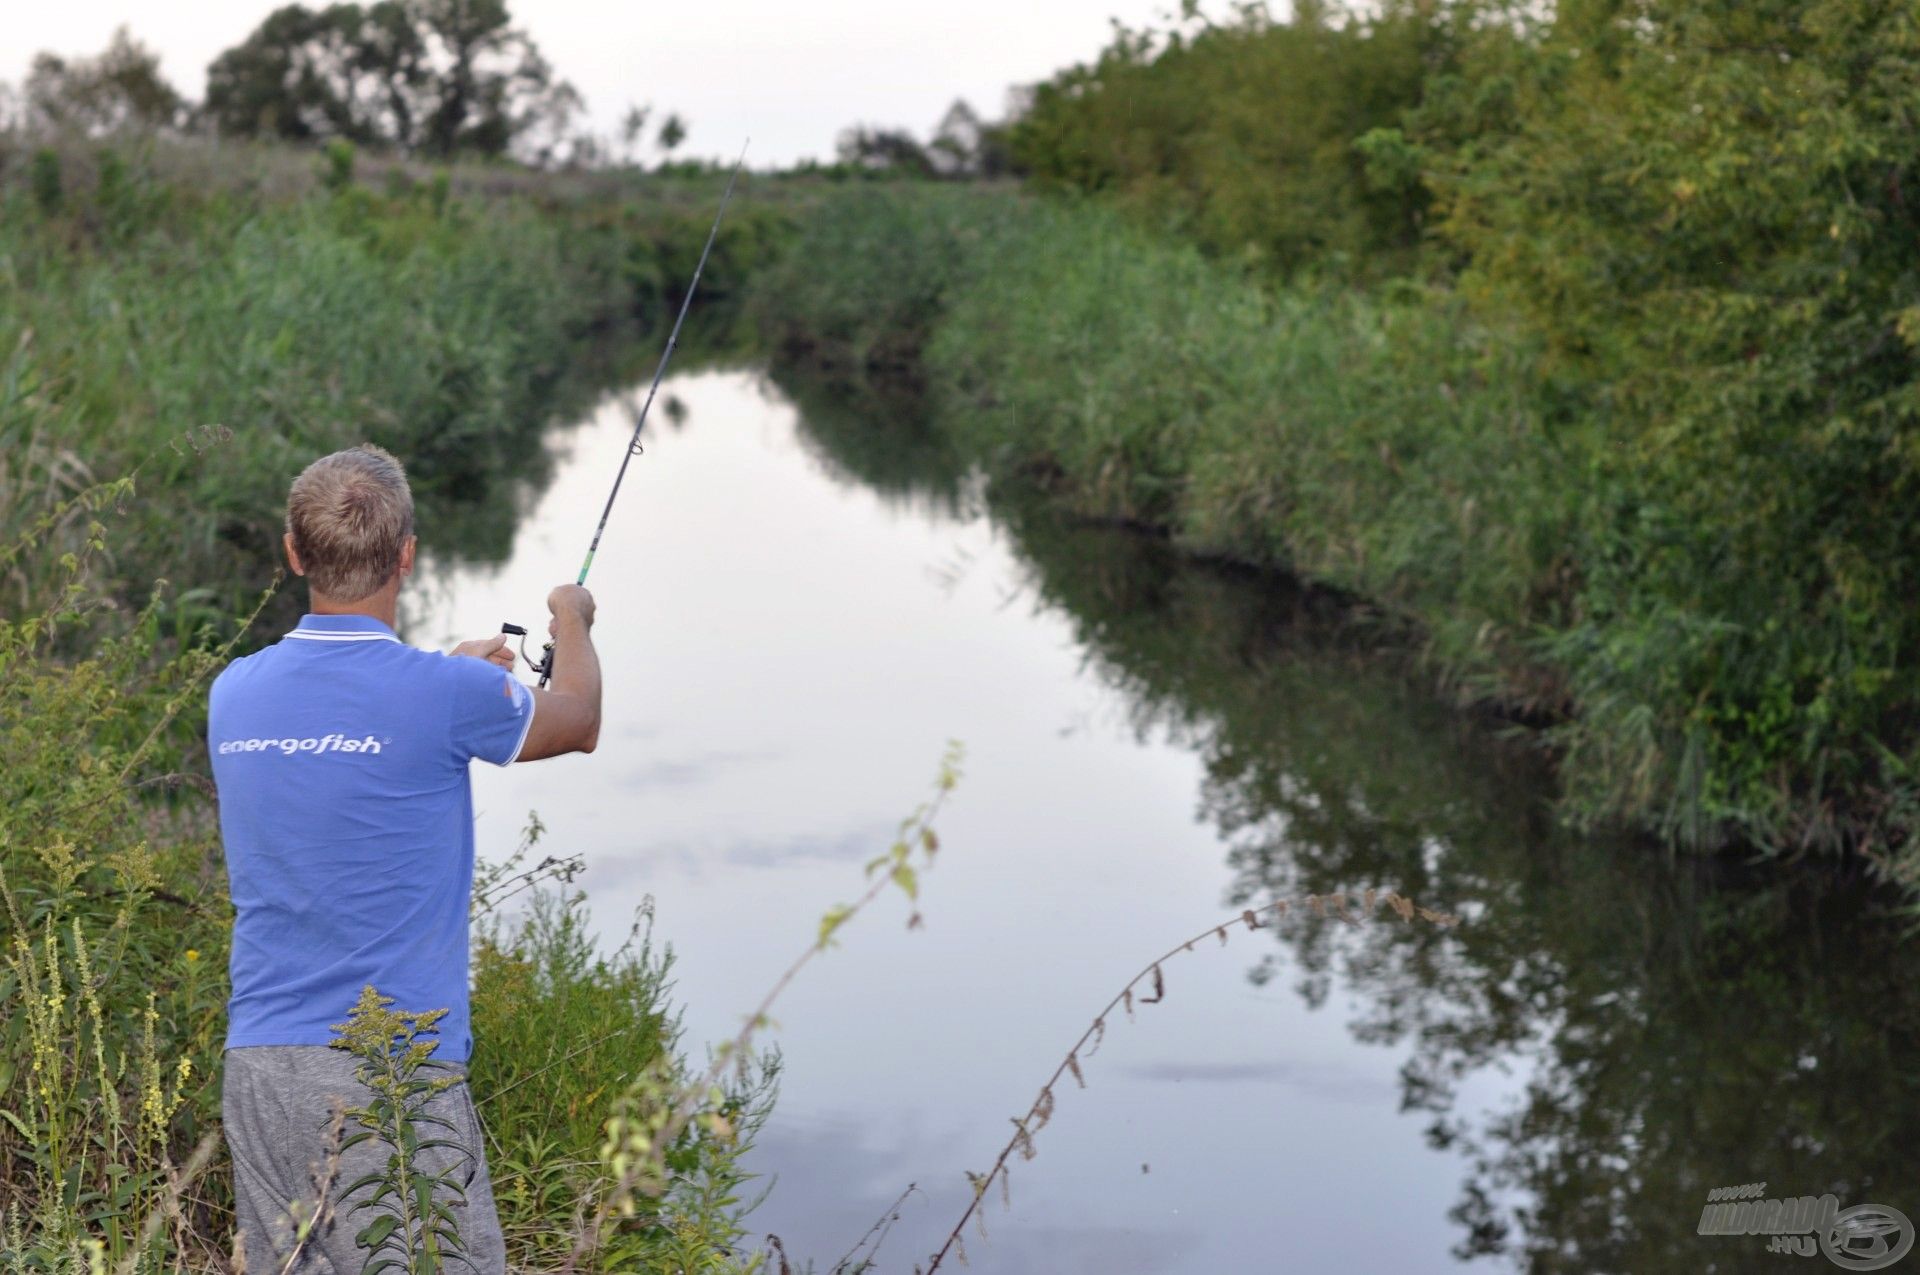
[{"left": 516, "top": 584, "right": 602, "bottom": 761}]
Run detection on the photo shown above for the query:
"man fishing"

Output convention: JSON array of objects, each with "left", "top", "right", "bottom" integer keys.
[
  {"left": 209, "top": 443, "right": 602, "bottom": 1272},
  {"left": 209, "top": 151, "right": 743, "bottom": 1270}
]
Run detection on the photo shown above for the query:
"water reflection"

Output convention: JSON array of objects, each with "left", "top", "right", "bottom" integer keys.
[
  {"left": 414, "top": 360, "right": 1920, "bottom": 1273},
  {"left": 775, "top": 367, "right": 974, "bottom": 516},
  {"left": 945, "top": 445, "right": 1920, "bottom": 1271},
  {"left": 412, "top": 305, "right": 757, "bottom": 576}
]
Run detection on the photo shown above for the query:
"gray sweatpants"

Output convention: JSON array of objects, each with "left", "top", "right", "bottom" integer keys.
[{"left": 223, "top": 1046, "right": 507, "bottom": 1274}]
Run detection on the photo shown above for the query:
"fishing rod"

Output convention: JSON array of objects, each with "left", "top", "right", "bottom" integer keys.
[{"left": 502, "top": 141, "right": 749, "bottom": 688}]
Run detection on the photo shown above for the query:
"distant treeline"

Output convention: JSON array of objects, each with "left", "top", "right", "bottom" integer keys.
[
  {"left": 6, "top": 3, "right": 694, "bottom": 168},
  {"left": 5, "top": 3, "right": 1014, "bottom": 180},
  {"left": 758, "top": 0, "right": 1920, "bottom": 888}
]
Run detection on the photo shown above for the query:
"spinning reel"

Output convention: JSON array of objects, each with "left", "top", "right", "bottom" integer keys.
[{"left": 499, "top": 623, "right": 555, "bottom": 688}]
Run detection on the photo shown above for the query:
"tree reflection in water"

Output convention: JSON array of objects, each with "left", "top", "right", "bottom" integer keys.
[
  {"left": 778, "top": 364, "right": 1920, "bottom": 1271},
  {"left": 1000, "top": 497, "right": 1920, "bottom": 1273}
]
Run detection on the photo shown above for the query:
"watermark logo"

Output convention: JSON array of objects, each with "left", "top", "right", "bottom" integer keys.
[{"left": 1699, "top": 1183, "right": 1913, "bottom": 1269}]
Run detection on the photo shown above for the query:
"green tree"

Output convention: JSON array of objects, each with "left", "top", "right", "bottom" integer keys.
[
  {"left": 205, "top": 4, "right": 428, "bottom": 147},
  {"left": 927, "top": 99, "right": 981, "bottom": 177},
  {"left": 1424, "top": 0, "right": 1920, "bottom": 852},
  {"left": 415, "top": 0, "right": 562, "bottom": 156},
  {"left": 1005, "top": 0, "right": 1466, "bottom": 274},
  {"left": 204, "top": 0, "right": 578, "bottom": 158},
  {"left": 619, "top": 102, "right": 651, "bottom": 165},
  {"left": 24, "top": 26, "right": 184, "bottom": 134}
]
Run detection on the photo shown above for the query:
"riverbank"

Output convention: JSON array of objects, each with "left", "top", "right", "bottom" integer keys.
[
  {"left": 4, "top": 509, "right": 773, "bottom": 1272},
  {"left": 752, "top": 184, "right": 1920, "bottom": 889},
  {"left": 0, "top": 138, "right": 790, "bottom": 1272}
]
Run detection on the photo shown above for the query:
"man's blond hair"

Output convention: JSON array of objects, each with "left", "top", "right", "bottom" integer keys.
[{"left": 285, "top": 445, "right": 414, "bottom": 602}]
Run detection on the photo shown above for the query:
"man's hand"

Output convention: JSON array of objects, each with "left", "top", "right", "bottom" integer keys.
[
  {"left": 515, "top": 582, "right": 602, "bottom": 761},
  {"left": 547, "top": 584, "right": 595, "bottom": 636},
  {"left": 451, "top": 635, "right": 516, "bottom": 671}
]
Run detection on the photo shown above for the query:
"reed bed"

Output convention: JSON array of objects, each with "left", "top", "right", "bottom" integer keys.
[{"left": 754, "top": 184, "right": 1920, "bottom": 890}]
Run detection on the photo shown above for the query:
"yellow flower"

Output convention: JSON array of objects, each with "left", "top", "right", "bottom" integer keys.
[{"left": 185, "top": 949, "right": 200, "bottom": 963}]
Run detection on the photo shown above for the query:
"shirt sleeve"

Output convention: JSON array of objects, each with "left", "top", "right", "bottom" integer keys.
[{"left": 446, "top": 655, "right": 537, "bottom": 767}]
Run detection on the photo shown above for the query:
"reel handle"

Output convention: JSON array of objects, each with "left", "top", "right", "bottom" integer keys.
[{"left": 500, "top": 622, "right": 556, "bottom": 689}]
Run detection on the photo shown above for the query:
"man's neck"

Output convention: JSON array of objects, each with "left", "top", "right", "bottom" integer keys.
[{"left": 307, "top": 588, "right": 400, "bottom": 630}]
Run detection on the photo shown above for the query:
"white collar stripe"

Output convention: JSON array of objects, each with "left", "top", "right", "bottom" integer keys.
[{"left": 286, "top": 629, "right": 401, "bottom": 643}]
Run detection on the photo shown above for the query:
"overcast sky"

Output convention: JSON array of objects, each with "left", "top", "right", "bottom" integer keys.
[{"left": 4, "top": 1, "right": 1186, "bottom": 166}]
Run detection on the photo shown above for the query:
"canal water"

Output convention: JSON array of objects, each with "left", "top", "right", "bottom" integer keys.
[{"left": 408, "top": 365, "right": 1920, "bottom": 1273}]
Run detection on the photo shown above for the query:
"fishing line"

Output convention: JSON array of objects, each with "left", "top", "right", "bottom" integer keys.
[{"left": 503, "top": 141, "right": 749, "bottom": 688}]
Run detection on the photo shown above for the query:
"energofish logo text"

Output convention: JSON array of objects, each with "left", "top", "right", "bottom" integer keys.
[{"left": 217, "top": 734, "right": 384, "bottom": 756}]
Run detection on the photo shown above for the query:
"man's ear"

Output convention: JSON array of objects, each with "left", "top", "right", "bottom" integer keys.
[
  {"left": 399, "top": 535, "right": 417, "bottom": 577},
  {"left": 283, "top": 532, "right": 306, "bottom": 577}
]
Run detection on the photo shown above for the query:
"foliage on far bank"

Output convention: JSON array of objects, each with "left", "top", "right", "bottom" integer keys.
[
  {"left": 752, "top": 168, "right": 1920, "bottom": 891},
  {"left": 1005, "top": 0, "right": 1475, "bottom": 278},
  {"left": 1420, "top": 0, "right": 1920, "bottom": 863},
  {"left": 758, "top": 0, "right": 1920, "bottom": 883}
]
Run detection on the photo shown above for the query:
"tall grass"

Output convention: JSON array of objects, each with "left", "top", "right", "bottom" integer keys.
[
  {"left": 0, "top": 137, "right": 789, "bottom": 631},
  {"left": 470, "top": 872, "right": 777, "bottom": 1272},
  {"left": 753, "top": 184, "right": 1920, "bottom": 884}
]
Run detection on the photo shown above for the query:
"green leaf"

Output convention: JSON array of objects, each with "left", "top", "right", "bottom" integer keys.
[
  {"left": 355, "top": 1214, "right": 399, "bottom": 1249},
  {"left": 414, "top": 1178, "right": 436, "bottom": 1226},
  {"left": 341, "top": 1172, "right": 387, "bottom": 1198},
  {"left": 816, "top": 903, "right": 853, "bottom": 949}
]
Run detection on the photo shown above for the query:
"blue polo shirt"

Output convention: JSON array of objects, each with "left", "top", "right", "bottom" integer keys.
[{"left": 209, "top": 612, "right": 536, "bottom": 1061}]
